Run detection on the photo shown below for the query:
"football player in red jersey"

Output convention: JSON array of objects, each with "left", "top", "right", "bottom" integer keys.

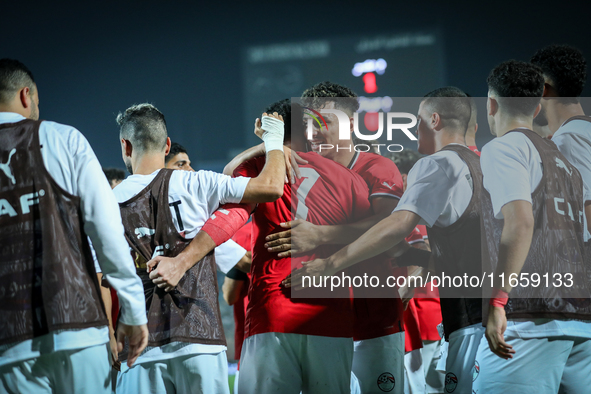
[
  {"left": 205, "top": 99, "right": 373, "bottom": 394},
  {"left": 267, "top": 82, "right": 408, "bottom": 394}
]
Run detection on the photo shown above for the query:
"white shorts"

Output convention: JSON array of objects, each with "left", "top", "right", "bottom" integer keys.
[
  {"left": 238, "top": 332, "right": 353, "bottom": 394},
  {"left": 352, "top": 332, "right": 405, "bottom": 394},
  {"left": 444, "top": 324, "right": 484, "bottom": 394},
  {"left": 473, "top": 334, "right": 591, "bottom": 393},
  {"left": 116, "top": 351, "right": 229, "bottom": 394},
  {"left": 421, "top": 339, "right": 444, "bottom": 394},
  {"left": 0, "top": 343, "right": 111, "bottom": 394},
  {"left": 404, "top": 348, "right": 425, "bottom": 394}
]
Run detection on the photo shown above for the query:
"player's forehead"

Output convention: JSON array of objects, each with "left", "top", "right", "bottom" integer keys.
[
  {"left": 173, "top": 152, "right": 190, "bottom": 163},
  {"left": 303, "top": 100, "right": 338, "bottom": 119}
]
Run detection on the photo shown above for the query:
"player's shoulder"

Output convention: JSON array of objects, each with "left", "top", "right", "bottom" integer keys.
[
  {"left": 40, "top": 119, "right": 90, "bottom": 153},
  {"left": 555, "top": 117, "right": 591, "bottom": 139},
  {"left": 481, "top": 131, "right": 532, "bottom": 160},
  {"left": 355, "top": 151, "right": 398, "bottom": 170}
]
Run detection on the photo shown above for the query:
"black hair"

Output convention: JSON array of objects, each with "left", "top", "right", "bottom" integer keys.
[
  {"left": 116, "top": 103, "right": 168, "bottom": 154},
  {"left": 102, "top": 167, "right": 126, "bottom": 184},
  {"left": 265, "top": 98, "right": 292, "bottom": 143},
  {"left": 301, "top": 81, "right": 359, "bottom": 116},
  {"left": 422, "top": 86, "right": 471, "bottom": 133},
  {"left": 531, "top": 44, "right": 586, "bottom": 103},
  {"left": 487, "top": 60, "right": 544, "bottom": 117},
  {"left": 0, "top": 58, "right": 36, "bottom": 104},
  {"left": 166, "top": 142, "right": 188, "bottom": 164}
]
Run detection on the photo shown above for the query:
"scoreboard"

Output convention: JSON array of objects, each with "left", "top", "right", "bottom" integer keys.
[{"left": 242, "top": 30, "right": 445, "bottom": 148}]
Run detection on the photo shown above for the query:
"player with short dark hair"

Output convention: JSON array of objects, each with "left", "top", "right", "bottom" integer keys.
[
  {"left": 531, "top": 44, "right": 591, "bottom": 234},
  {"left": 210, "top": 100, "right": 373, "bottom": 394},
  {"left": 0, "top": 58, "right": 148, "bottom": 393},
  {"left": 103, "top": 167, "right": 126, "bottom": 188},
  {"left": 165, "top": 142, "right": 194, "bottom": 171},
  {"left": 474, "top": 59, "right": 591, "bottom": 392},
  {"left": 113, "top": 102, "right": 286, "bottom": 393}
]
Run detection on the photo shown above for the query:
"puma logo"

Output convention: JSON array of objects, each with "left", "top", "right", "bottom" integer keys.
[
  {"left": 555, "top": 157, "right": 572, "bottom": 176},
  {"left": 135, "top": 227, "right": 155, "bottom": 239},
  {"left": 382, "top": 181, "right": 396, "bottom": 190},
  {"left": 0, "top": 149, "right": 16, "bottom": 185}
]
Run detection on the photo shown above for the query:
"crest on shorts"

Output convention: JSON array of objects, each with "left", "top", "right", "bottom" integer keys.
[
  {"left": 445, "top": 372, "right": 458, "bottom": 392},
  {"left": 472, "top": 361, "right": 480, "bottom": 382},
  {"left": 377, "top": 372, "right": 395, "bottom": 392}
]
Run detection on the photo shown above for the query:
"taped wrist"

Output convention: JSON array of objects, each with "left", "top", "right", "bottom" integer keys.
[
  {"left": 395, "top": 247, "right": 431, "bottom": 268},
  {"left": 489, "top": 287, "right": 509, "bottom": 308},
  {"left": 261, "top": 116, "right": 285, "bottom": 152},
  {"left": 201, "top": 204, "right": 250, "bottom": 246}
]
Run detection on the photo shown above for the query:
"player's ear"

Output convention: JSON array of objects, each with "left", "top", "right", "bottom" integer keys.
[
  {"left": 19, "top": 87, "right": 31, "bottom": 109},
  {"left": 122, "top": 138, "right": 133, "bottom": 158},
  {"left": 487, "top": 97, "right": 498, "bottom": 117},
  {"left": 164, "top": 137, "right": 171, "bottom": 156},
  {"left": 533, "top": 103, "right": 542, "bottom": 119},
  {"left": 431, "top": 112, "right": 442, "bottom": 130}
]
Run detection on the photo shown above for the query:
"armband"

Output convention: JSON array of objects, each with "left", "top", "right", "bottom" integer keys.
[
  {"left": 201, "top": 204, "right": 250, "bottom": 246},
  {"left": 489, "top": 288, "right": 509, "bottom": 308}
]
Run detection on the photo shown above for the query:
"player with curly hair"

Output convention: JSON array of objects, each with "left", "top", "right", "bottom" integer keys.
[{"left": 531, "top": 44, "right": 591, "bottom": 234}]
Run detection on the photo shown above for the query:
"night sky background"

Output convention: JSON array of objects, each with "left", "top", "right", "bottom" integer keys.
[
  {"left": 5, "top": 0, "right": 591, "bottom": 362},
  {"left": 4, "top": 0, "right": 591, "bottom": 171}
]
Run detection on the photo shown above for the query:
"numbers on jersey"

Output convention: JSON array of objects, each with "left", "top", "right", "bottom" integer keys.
[{"left": 295, "top": 168, "right": 320, "bottom": 220}]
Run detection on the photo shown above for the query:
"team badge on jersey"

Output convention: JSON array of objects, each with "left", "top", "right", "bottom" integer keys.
[
  {"left": 445, "top": 372, "right": 458, "bottom": 392},
  {"left": 377, "top": 372, "right": 395, "bottom": 392},
  {"left": 472, "top": 361, "right": 480, "bottom": 382}
]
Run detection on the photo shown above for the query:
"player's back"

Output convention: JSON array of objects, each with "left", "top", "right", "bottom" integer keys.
[{"left": 233, "top": 152, "right": 371, "bottom": 338}]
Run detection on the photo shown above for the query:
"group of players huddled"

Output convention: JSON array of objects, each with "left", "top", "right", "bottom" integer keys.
[{"left": 0, "top": 43, "right": 590, "bottom": 394}]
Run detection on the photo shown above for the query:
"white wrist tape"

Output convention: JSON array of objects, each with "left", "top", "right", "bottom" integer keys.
[{"left": 261, "top": 116, "right": 285, "bottom": 152}]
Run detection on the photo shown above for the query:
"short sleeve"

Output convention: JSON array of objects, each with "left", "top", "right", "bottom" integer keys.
[
  {"left": 187, "top": 170, "right": 250, "bottom": 210},
  {"left": 481, "top": 138, "right": 532, "bottom": 219},
  {"left": 394, "top": 157, "right": 454, "bottom": 227},
  {"left": 363, "top": 156, "right": 404, "bottom": 199}
]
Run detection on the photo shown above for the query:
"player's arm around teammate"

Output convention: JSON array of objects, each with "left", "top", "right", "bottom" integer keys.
[{"left": 146, "top": 112, "right": 286, "bottom": 291}]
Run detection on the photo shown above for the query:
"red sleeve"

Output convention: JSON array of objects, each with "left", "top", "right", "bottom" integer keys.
[
  {"left": 233, "top": 157, "right": 262, "bottom": 178},
  {"left": 201, "top": 203, "right": 251, "bottom": 246},
  {"left": 359, "top": 154, "right": 404, "bottom": 199},
  {"left": 404, "top": 226, "right": 425, "bottom": 244}
]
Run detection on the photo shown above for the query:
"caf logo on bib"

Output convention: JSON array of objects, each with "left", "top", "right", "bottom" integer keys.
[
  {"left": 445, "top": 372, "right": 458, "bottom": 393},
  {"left": 472, "top": 361, "right": 480, "bottom": 382},
  {"left": 377, "top": 372, "right": 395, "bottom": 392}
]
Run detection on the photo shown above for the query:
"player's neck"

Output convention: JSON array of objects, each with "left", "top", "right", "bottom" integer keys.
[
  {"left": 547, "top": 101, "right": 585, "bottom": 133},
  {"left": 436, "top": 130, "right": 466, "bottom": 152},
  {"left": 464, "top": 132, "right": 476, "bottom": 147},
  {"left": 495, "top": 115, "right": 533, "bottom": 137},
  {"left": 333, "top": 145, "right": 356, "bottom": 168},
  {"left": 132, "top": 153, "right": 166, "bottom": 175}
]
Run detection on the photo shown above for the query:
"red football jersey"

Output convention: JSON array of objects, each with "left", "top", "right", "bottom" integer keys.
[
  {"left": 231, "top": 221, "right": 252, "bottom": 363},
  {"left": 234, "top": 152, "right": 371, "bottom": 339},
  {"left": 346, "top": 152, "right": 406, "bottom": 340},
  {"left": 468, "top": 145, "right": 481, "bottom": 157}
]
